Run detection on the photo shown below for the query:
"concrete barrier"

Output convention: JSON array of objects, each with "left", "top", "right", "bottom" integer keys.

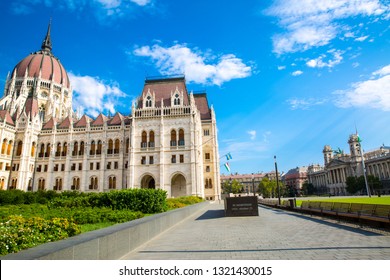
[{"left": 1, "top": 201, "right": 209, "bottom": 260}]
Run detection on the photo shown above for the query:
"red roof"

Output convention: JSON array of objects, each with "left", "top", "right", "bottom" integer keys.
[
  {"left": 138, "top": 77, "right": 189, "bottom": 108},
  {"left": 108, "top": 112, "right": 123, "bottom": 125},
  {"left": 13, "top": 51, "right": 70, "bottom": 88},
  {"left": 194, "top": 94, "right": 211, "bottom": 120},
  {"left": 74, "top": 115, "right": 91, "bottom": 127},
  {"left": 0, "top": 110, "right": 15, "bottom": 126},
  {"left": 58, "top": 116, "right": 72, "bottom": 128},
  {"left": 42, "top": 117, "right": 57, "bottom": 129},
  {"left": 24, "top": 96, "right": 39, "bottom": 120},
  {"left": 91, "top": 113, "right": 107, "bottom": 126}
]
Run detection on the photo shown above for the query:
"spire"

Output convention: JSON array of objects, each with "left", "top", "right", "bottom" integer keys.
[{"left": 41, "top": 19, "right": 52, "bottom": 53}]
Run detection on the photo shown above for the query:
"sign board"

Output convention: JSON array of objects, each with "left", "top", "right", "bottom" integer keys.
[{"left": 224, "top": 196, "right": 259, "bottom": 216}]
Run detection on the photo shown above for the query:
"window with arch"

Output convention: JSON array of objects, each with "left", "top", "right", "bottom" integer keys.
[
  {"left": 1, "top": 139, "right": 6, "bottom": 154},
  {"left": 16, "top": 141, "right": 23, "bottom": 156},
  {"left": 114, "top": 139, "right": 120, "bottom": 154},
  {"left": 89, "top": 176, "right": 98, "bottom": 190},
  {"left": 54, "top": 178, "right": 62, "bottom": 191},
  {"left": 0, "top": 177, "right": 5, "bottom": 190},
  {"left": 79, "top": 141, "right": 84, "bottom": 156},
  {"left": 28, "top": 178, "right": 33, "bottom": 191},
  {"left": 10, "top": 178, "right": 17, "bottom": 189},
  {"left": 63, "top": 142, "right": 68, "bottom": 156},
  {"left": 97, "top": 140, "right": 102, "bottom": 155},
  {"left": 149, "top": 131, "right": 155, "bottom": 148},
  {"left": 73, "top": 141, "right": 78, "bottom": 156},
  {"left": 56, "top": 143, "right": 61, "bottom": 156},
  {"left": 7, "top": 140, "right": 13, "bottom": 156},
  {"left": 170, "top": 130, "right": 177, "bottom": 147},
  {"left": 107, "top": 139, "right": 113, "bottom": 154},
  {"left": 145, "top": 95, "right": 152, "bottom": 107},
  {"left": 174, "top": 93, "right": 180, "bottom": 105},
  {"left": 31, "top": 142, "right": 36, "bottom": 157},
  {"left": 38, "top": 178, "right": 45, "bottom": 191},
  {"left": 178, "top": 129, "right": 185, "bottom": 146},
  {"left": 72, "top": 177, "right": 80, "bottom": 190},
  {"left": 39, "top": 104, "right": 45, "bottom": 121},
  {"left": 90, "top": 141, "right": 96, "bottom": 155},
  {"left": 39, "top": 143, "right": 45, "bottom": 157},
  {"left": 109, "top": 176, "right": 116, "bottom": 189},
  {"left": 45, "top": 143, "right": 50, "bottom": 157},
  {"left": 141, "top": 131, "right": 147, "bottom": 148},
  {"left": 205, "top": 178, "right": 213, "bottom": 189}
]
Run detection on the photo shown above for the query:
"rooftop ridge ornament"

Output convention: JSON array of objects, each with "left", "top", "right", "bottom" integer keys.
[{"left": 41, "top": 19, "right": 52, "bottom": 53}]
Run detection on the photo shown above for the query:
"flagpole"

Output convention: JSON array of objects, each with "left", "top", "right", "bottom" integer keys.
[
  {"left": 356, "top": 130, "right": 371, "bottom": 197},
  {"left": 359, "top": 143, "right": 371, "bottom": 197},
  {"left": 274, "top": 155, "right": 281, "bottom": 205}
]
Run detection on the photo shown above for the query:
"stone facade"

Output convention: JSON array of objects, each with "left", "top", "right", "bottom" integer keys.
[
  {"left": 0, "top": 24, "right": 220, "bottom": 200},
  {"left": 307, "top": 134, "right": 390, "bottom": 195}
]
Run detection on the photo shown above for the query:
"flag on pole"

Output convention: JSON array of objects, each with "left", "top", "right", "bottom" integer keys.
[
  {"left": 224, "top": 162, "right": 231, "bottom": 172},
  {"left": 226, "top": 152, "right": 232, "bottom": 160}
]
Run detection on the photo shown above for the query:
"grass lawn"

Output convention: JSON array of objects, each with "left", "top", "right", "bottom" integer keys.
[{"left": 293, "top": 196, "right": 390, "bottom": 207}]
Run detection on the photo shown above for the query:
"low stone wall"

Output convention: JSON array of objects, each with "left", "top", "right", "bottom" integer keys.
[{"left": 1, "top": 201, "right": 209, "bottom": 260}]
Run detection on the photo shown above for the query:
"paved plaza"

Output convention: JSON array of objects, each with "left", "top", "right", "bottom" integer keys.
[{"left": 122, "top": 202, "right": 390, "bottom": 260}]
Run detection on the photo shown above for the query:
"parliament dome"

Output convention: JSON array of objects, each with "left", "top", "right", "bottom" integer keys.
[{"left": 11, "top": 22, "right": 70, "bottom": 89}]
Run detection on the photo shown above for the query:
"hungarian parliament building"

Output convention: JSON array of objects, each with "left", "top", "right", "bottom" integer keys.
[{"left": 0, "top": 23, "right": 220, "bottom": 200}]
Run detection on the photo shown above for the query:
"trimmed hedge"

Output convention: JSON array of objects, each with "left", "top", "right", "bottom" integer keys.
[
  {"left": 48, "top": 189, "right": 168, "bottom": 214},
  {"left": 0, "top": 190, "right": 60, "bottom": 205}
]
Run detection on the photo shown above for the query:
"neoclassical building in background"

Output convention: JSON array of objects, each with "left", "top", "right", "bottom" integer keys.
[
  {"left": 0, "top": 23, "right": 220, "bottom": 200},
  {"left": 307, "top": 134, "right": 390, "bottom": 195}
]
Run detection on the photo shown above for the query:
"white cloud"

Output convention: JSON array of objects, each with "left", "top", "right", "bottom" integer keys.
[
  {"left": 130, "top": 0, "right": 151, "bottom": 6},
  {"left": 10, "top": 0, "right": 151, "bottom": 19},
  {"left": 265, "top": 0, "right": 389, "bottom": 54},
  {"left": 373, "top": 64, "right": 390, "bottom": 76},
  {"left": 247, "top": 130, "right": 256, "bottom": 140},
  {"left": 277, "top": 66, "right": 286, "bottom": 70},
  {"left": 306, "top": 49, "right": 343, "bottom": 68},
  {"left": 334, "top": 64, "right": 390, "bottom": 111},
  {"left": 287, "top": 98, "right": 327, "bottom": 110},
  {"left": 69, "top": 73, "right": 126, "bottom": 117},
  {"left": 133, "top": 43, "right": 252, "bottom": 86},
  {"left": 292, "top": 70, "right": 303, "bottom": 76},
  {"left": 355, "top": 35, "right": 369, "bottom": 41}
]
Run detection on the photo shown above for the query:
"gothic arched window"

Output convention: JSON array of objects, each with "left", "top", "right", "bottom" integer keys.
[
  {"left": 149, "top": 131, "right": 155, "bottom": 148},
  {"left": 178, "top": 129, "right": 185, "bottom": 146},
  {"left": 174, "top": 93, "right": 180, "bottom": 105},
  {"left": 145, "top": 95, "right": 152, "bottom": 107},
  {"left": 170, "top": 130, "right": 177, "bottom": 147}
]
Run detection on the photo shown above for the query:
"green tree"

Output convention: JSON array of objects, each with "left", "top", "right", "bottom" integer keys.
[
  {"left": 346, "top": 176, "right": 365, "bottom": 194},
  {"left": 258, "top": 177, "right": 277, "bottom": 198},
  {"left": 302, "top": 182, "right": 315, "bottom": 196},
  {"left": 367, "top": 175, "right": 383, "bottom": 195},
  {"left": 222, "top": 179, "right": 243, "bottom": 194}
]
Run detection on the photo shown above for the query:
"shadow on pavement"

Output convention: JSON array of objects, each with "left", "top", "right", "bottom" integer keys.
[{"left": 195, "top": 210, "right": 226, "bottom": 220}]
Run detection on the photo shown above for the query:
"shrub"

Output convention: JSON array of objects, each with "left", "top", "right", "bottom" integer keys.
[
  {"left": 0, "top": 215, "right": 80, "bottom": 255},
  {"left": 48, "top": 189, "right": 168, "bottom": 214},
  {"left": 166, "top": 196, "right": 204, "bottom": 209}
]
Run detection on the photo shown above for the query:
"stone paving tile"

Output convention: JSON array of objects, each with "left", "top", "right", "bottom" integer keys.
[{"left": 121, "top": 202, "right": 390, "bottom": 260}]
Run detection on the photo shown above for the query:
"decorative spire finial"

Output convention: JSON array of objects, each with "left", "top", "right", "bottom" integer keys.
[{"left": 41, "top": 19, "right": 52, "bottom": 53}]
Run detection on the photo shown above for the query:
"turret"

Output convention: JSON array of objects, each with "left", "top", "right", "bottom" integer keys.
[{"left": 323, "top": 145, "right": 333, "bottom": 166}]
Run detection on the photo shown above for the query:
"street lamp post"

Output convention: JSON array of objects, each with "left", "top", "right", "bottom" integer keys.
[
  {"left": 252, "top": 173, "right": 255, "bottom": 196},
  {"left": 274, "top": 155, "right": 281, "bottom": 205}
]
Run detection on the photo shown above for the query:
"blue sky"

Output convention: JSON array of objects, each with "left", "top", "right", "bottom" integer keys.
[{"left": 0, "top": 0, "right": 389, "bottom": 175}]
